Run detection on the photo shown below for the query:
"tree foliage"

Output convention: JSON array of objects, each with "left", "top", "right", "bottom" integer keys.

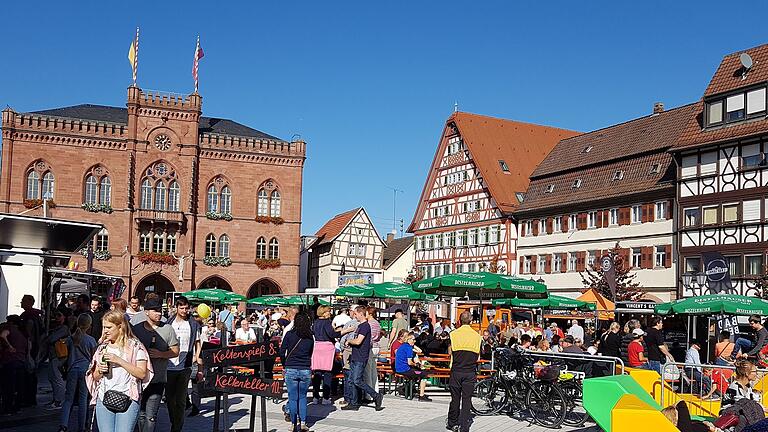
[{"left": 580, "top": 242, "right": 645, "bottom": 302}]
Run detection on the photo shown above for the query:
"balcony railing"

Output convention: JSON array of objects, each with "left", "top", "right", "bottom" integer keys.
[{"left": 136, "top": 209, "right": 184, "bottom": 223}]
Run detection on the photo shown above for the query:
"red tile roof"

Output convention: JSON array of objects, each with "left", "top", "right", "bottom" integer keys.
[
  {"left": 407, "top": 112, "right": 578, "bottom": 231},
  {"left": 704, "top": 44, "right": 768, "bottom": 97},
  {"left": 314, "top": 208, "right": 361, "bottom": 245},
  {"left": 453, "top": 112, "right": 579, "bottom": 214},
  {"left": 678, "top": 44, "right": 768, "bottom": 150},
  {"left": 518, "top": 104, "right": 696, "bottom": 214}
]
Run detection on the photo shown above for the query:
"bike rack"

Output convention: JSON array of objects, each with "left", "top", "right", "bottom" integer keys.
[{"left": 517, "top": 350, "right": 626, "bottom": 376}]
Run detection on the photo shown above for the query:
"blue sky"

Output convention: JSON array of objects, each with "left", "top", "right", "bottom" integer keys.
[{"left": 1, "top": 1, "right": 767, "bottom": 236}]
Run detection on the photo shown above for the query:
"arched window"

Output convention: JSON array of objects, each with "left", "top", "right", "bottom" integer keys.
[
  {"left": 96, "top": 228, "right": 109, "bottom": 251},
  {"left": 155, "top": 181, "right": 167, "bottom": 210},
  {"left": 219, "top": 234, "right": 230, "bottom": 257},
  {"left": 256, "top": 237, "right": 267, "bottom": 259},
  {"left": 139, "top": 231, "right": 151, "bottom": 252},
  {"left": 140, "top": 161, "right": 180, "bottom": 212},
  {"left": 141, "top": 179, "right": 153, "bottom": 209},
  {"left": 207, "top": 185, "right": 218, "bottom": 212},
  {"left": 168, "top": 181, "right": 180, "bottom": 211},
  {"left": 153, "top": 230, "right": 164, "bottom": 252},
  {"left": 42, "top": 172, "right": 55, "bottom": 199},
  {"left": 26, "top": 171, "right": 40, "bottom": 199},
  {"left": 269, "top": 238, "right": 279, "bottom": 259},
  {"left": 166, "top": 233, "right": 177, "bottom": 253},
  {"left": 257, "top": 189, "right": 268, "bottom": 216},
  {"left": 85, "top": 175, "right": 98, "bottom": 204},
  {"left": 205, "top": 234, "right": 217, "bottom": 257},
  {"left": 99, "top": 177, "right": 111, "bottom": 205},
  {"left": 270, "top": 191, "right": 281, "bottom": 217},
  {"left": 220, "top": 186, "right": 232, "bottom": 214}
]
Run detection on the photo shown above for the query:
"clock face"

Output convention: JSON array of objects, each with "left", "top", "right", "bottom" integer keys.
[{"left": 154, "top": 134, "right": 171, "bottom": 151}]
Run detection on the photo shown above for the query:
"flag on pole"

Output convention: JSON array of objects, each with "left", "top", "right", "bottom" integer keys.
[
  {"left": 192, "top": 36, "right": 204, "bottom": 93},
  {"left": 128, "top": 27, "right": 139, "bottom": 86}
]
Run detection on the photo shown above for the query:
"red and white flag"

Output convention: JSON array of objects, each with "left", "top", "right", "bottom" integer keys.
[{"left": 192, "top": 36, "right": 205, "bottom": 92}]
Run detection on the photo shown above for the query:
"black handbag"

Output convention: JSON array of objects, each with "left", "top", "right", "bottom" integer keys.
[{"left": 102, "top": 389, "right": 132, "bottom": 413}]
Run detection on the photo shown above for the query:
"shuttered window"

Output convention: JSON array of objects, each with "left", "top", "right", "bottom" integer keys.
[
  {"left": 681, "top": 155, "right": 698, "bottom": 178},
  {"left": 700, "top": 151, "right": 717, "bottom": 175},
  {"left": 744, "top": 200, "right": 760, "bottom": 222}
]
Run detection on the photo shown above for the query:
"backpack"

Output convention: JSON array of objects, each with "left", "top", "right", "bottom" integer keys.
[
  {"left": 723, "top": 399, "right": 765, "bottom": 432},
  {"left": 54, "top": 338, "right": 69, "bottom": 360}
]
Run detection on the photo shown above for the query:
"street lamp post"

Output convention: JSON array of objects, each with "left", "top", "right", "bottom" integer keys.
[{"left": 681, "top": 271, "right": 708, "bottom": 296}]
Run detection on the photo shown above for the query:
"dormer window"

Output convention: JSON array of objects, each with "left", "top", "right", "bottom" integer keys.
[
  {"left": 571, "top": 179, "right": 582, "bottom": 189},
  {"left": 612, "top": 170, "right": 624, "bottom": 181},
  {"left": 499, "top": 160, "right": 510, "bottom": 172},
  {"left": 544, "top": 184, "right": 555, "bottom": 194},
  {"left": 582, "top": 146, "right": 593, "bottom": 154},
  {"left": 706, "top": 86, "right": 767, "bottom": 127},
  {"left": 649, "top": 163, "right": 661, "bottom": 174},
  {"left": 515, "top": 192, "right": 525, "bottom": 203}
]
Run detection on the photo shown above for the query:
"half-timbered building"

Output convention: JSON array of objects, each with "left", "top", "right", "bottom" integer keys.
[
  {"left": 408, "top": 112, "right": 578, "bottom": 279},
  {"left": 515, "top": 103, "right": 695, "bottom": 302},
  {"left": 674, "top": 44, "right": 768, "bottom": 298},
  {"left": 306, "top": 207, "right": 386, "bottom": 288}
]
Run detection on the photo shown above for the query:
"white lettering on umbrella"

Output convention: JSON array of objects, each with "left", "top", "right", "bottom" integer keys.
[{"left": 455, "top": 280, "right": 485, "bottom": 287}]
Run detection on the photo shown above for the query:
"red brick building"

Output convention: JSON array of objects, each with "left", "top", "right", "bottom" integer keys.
[{"left": 0, "top": 86, "right": 306, "bottom": 299}]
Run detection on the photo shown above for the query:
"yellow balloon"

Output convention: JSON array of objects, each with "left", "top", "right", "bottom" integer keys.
[{"left": 197, "top": 303, "right": 211, "bottom": 319}]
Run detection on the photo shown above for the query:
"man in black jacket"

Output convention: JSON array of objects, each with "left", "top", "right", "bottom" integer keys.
[{"left": 733, "top": 315, "right": 768, "bottom": 360}]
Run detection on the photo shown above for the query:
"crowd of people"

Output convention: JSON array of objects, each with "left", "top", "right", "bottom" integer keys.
[{"left": 6, "top": 292, "right": 768, "bottom": 432}]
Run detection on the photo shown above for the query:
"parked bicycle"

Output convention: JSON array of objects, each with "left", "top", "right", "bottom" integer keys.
[
  {"left": 471, "top": 347, "right": 567, "bottom": 428},
  {"left": 559, "top": 369, "right": 589, "bottom": 427}
]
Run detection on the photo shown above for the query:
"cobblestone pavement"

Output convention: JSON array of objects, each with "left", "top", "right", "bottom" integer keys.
[{"left": 4, "top": 391, "right": 601, "bottom": 432}]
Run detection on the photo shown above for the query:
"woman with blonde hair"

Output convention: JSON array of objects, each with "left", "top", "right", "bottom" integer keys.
[
  {"left": 722, "top": 359, "right": 761, "bottom": 411},
  {"left": 311, "top": 306, "right": 354, "bottom": 404},
  {"left": 87, "top": 310, "right": 153, "bottom": 432},
  {"left": 536, "top": 339, "right": 551, "bottom": 352}
]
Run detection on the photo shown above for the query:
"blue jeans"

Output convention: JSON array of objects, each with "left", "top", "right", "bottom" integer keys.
[
  {"left": 138, "top": 382, "right": 165, "bottom": 432},
  {"left": 648, "top": 360, "right": 662, "bottom": 376},
  {"left": 715, "top": 358, "right": 733, "bottom": 366},
  {"left": 285, "top": 368, "right": 311, "bottom": 424},
  {"left": 95, "top": 398, "right": 140, "bottom": 432},
  {"left": 60, "top": 368, "right": 89, "bottom": 431},
  {"left": 349, "top": 360, "right": 379, "bottom": 406},
  {"left": 734, "top": 338, "right": 753, "bottom": 358}
]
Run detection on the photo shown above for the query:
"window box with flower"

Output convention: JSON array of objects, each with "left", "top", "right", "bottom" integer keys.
[
  {"left": 255, "top": 258, "right": 281, "bottom": 269},
  {"left": 206, "top": 211, "right": 233, "bottom": 221},
  {"left": 203, "top": 256, "right": 232, "bottom": 267},
  {"left": 80, "top": 248, "right": 112, "bottom": 261},
  {"left": 136, "top": 252, "right": 178, "bottom": 266},
  {"left": 255, "top": 216, "right": 284, "bottom": 225},
  {"left": 81, "top": 203, "right": 114, "bottom": 214},
  {"left": 24, "top": 198, "right": 56, "bottom": 209}
]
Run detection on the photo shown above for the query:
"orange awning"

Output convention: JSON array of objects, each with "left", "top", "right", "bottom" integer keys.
[{"left": 576, "top": 288, "right": 615, "bottom": 320}]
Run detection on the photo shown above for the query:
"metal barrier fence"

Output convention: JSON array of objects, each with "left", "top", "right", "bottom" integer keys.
[
  {"left": 658, "top": 361, "right": 768, "bottom": 413},
  {"left": 488, "top": 349, "right": 625, "bottom": 376}
]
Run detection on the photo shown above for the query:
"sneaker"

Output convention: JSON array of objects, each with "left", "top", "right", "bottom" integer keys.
[
  {"left": 374, "top": 394, "right": 384, "bottom": 411},
  {"left": 187, "top": 406, "right": 200, "bottom": 417},
  {"left": 284, "top": 412, "right": 291, "bottom": 422},
  {"left": 418, "top": 395, "right": 432, "bottom": 402},
  {"left": 322, "top": 399, "right": 332, "bottom": 405},
  {"left": 46, "top": 401, "right": 63, "bottom": 410},
  {"left": 340, "top": 404, "right": 360, "bottom": 411}
]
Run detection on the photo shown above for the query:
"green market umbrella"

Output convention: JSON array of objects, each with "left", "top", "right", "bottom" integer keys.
[
  {"left": 246, "top": 295, "right": 288, "bottom": 306},
  {"left": 334, "top": 285, "right": 374, "bottom": 298},
  {"left": 280, "top": 295, "right": 331, "bottom": 306},
  {"left": 492, "top": 295, "right": 596, "bottom": 311},
  {"left": 184, "top": 288, "right": 246, "bottom": 304},
  {"left": 370, "top": 282, "right": 437, "bottom": 301},
  {"left": 654, "top": 294, "right": 768, "bottom": 316},
  {"left": 412, "top": 272, "right": 548, "bottom": 300}
]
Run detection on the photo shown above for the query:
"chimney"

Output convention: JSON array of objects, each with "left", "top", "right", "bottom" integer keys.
[
  {"left": 386, "top": 232, "right": 395, "bottom": 244},
  {"left": 653, "top": 102, "right": 664, "bottom": 114}
]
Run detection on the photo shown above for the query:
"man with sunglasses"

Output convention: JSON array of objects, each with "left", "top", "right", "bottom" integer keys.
[
  {"left": 394, "top": 332, "right": 432, "bottom": 402},
  {"left": 733, "top": 315, "right": 768, "bottom": 360}
]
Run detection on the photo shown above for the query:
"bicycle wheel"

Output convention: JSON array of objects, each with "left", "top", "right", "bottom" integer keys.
[
  {"left": 560, "top": 380, "right": 590, "bottom": 427},
  {"left": 471, "top": 378, "right": 507, "bottom": 416},
  {"left": 525, "top": 380, "right": 567, "bottom": 428}
]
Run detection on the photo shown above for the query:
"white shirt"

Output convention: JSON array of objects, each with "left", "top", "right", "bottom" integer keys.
[
  {"left": 332, "top": 313, "right": 351, "bottom": 328},
  {"left": 685, "top": 347, "right": 702, "bottom": 371},
  {"left": 281, "top": 321, "right": 294, "bottom": 338},
  {"left": 169, "top": 319, "right": 191, "bottom": 371},
  {"left": 236, "top": 327, "right": 256, "bottom": 343},
  {"left": 99, "top": 344, "right": 147, "bottom": 399},
  {"left": 568, "top": 324, "right": 584, "bottom": 342}
]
